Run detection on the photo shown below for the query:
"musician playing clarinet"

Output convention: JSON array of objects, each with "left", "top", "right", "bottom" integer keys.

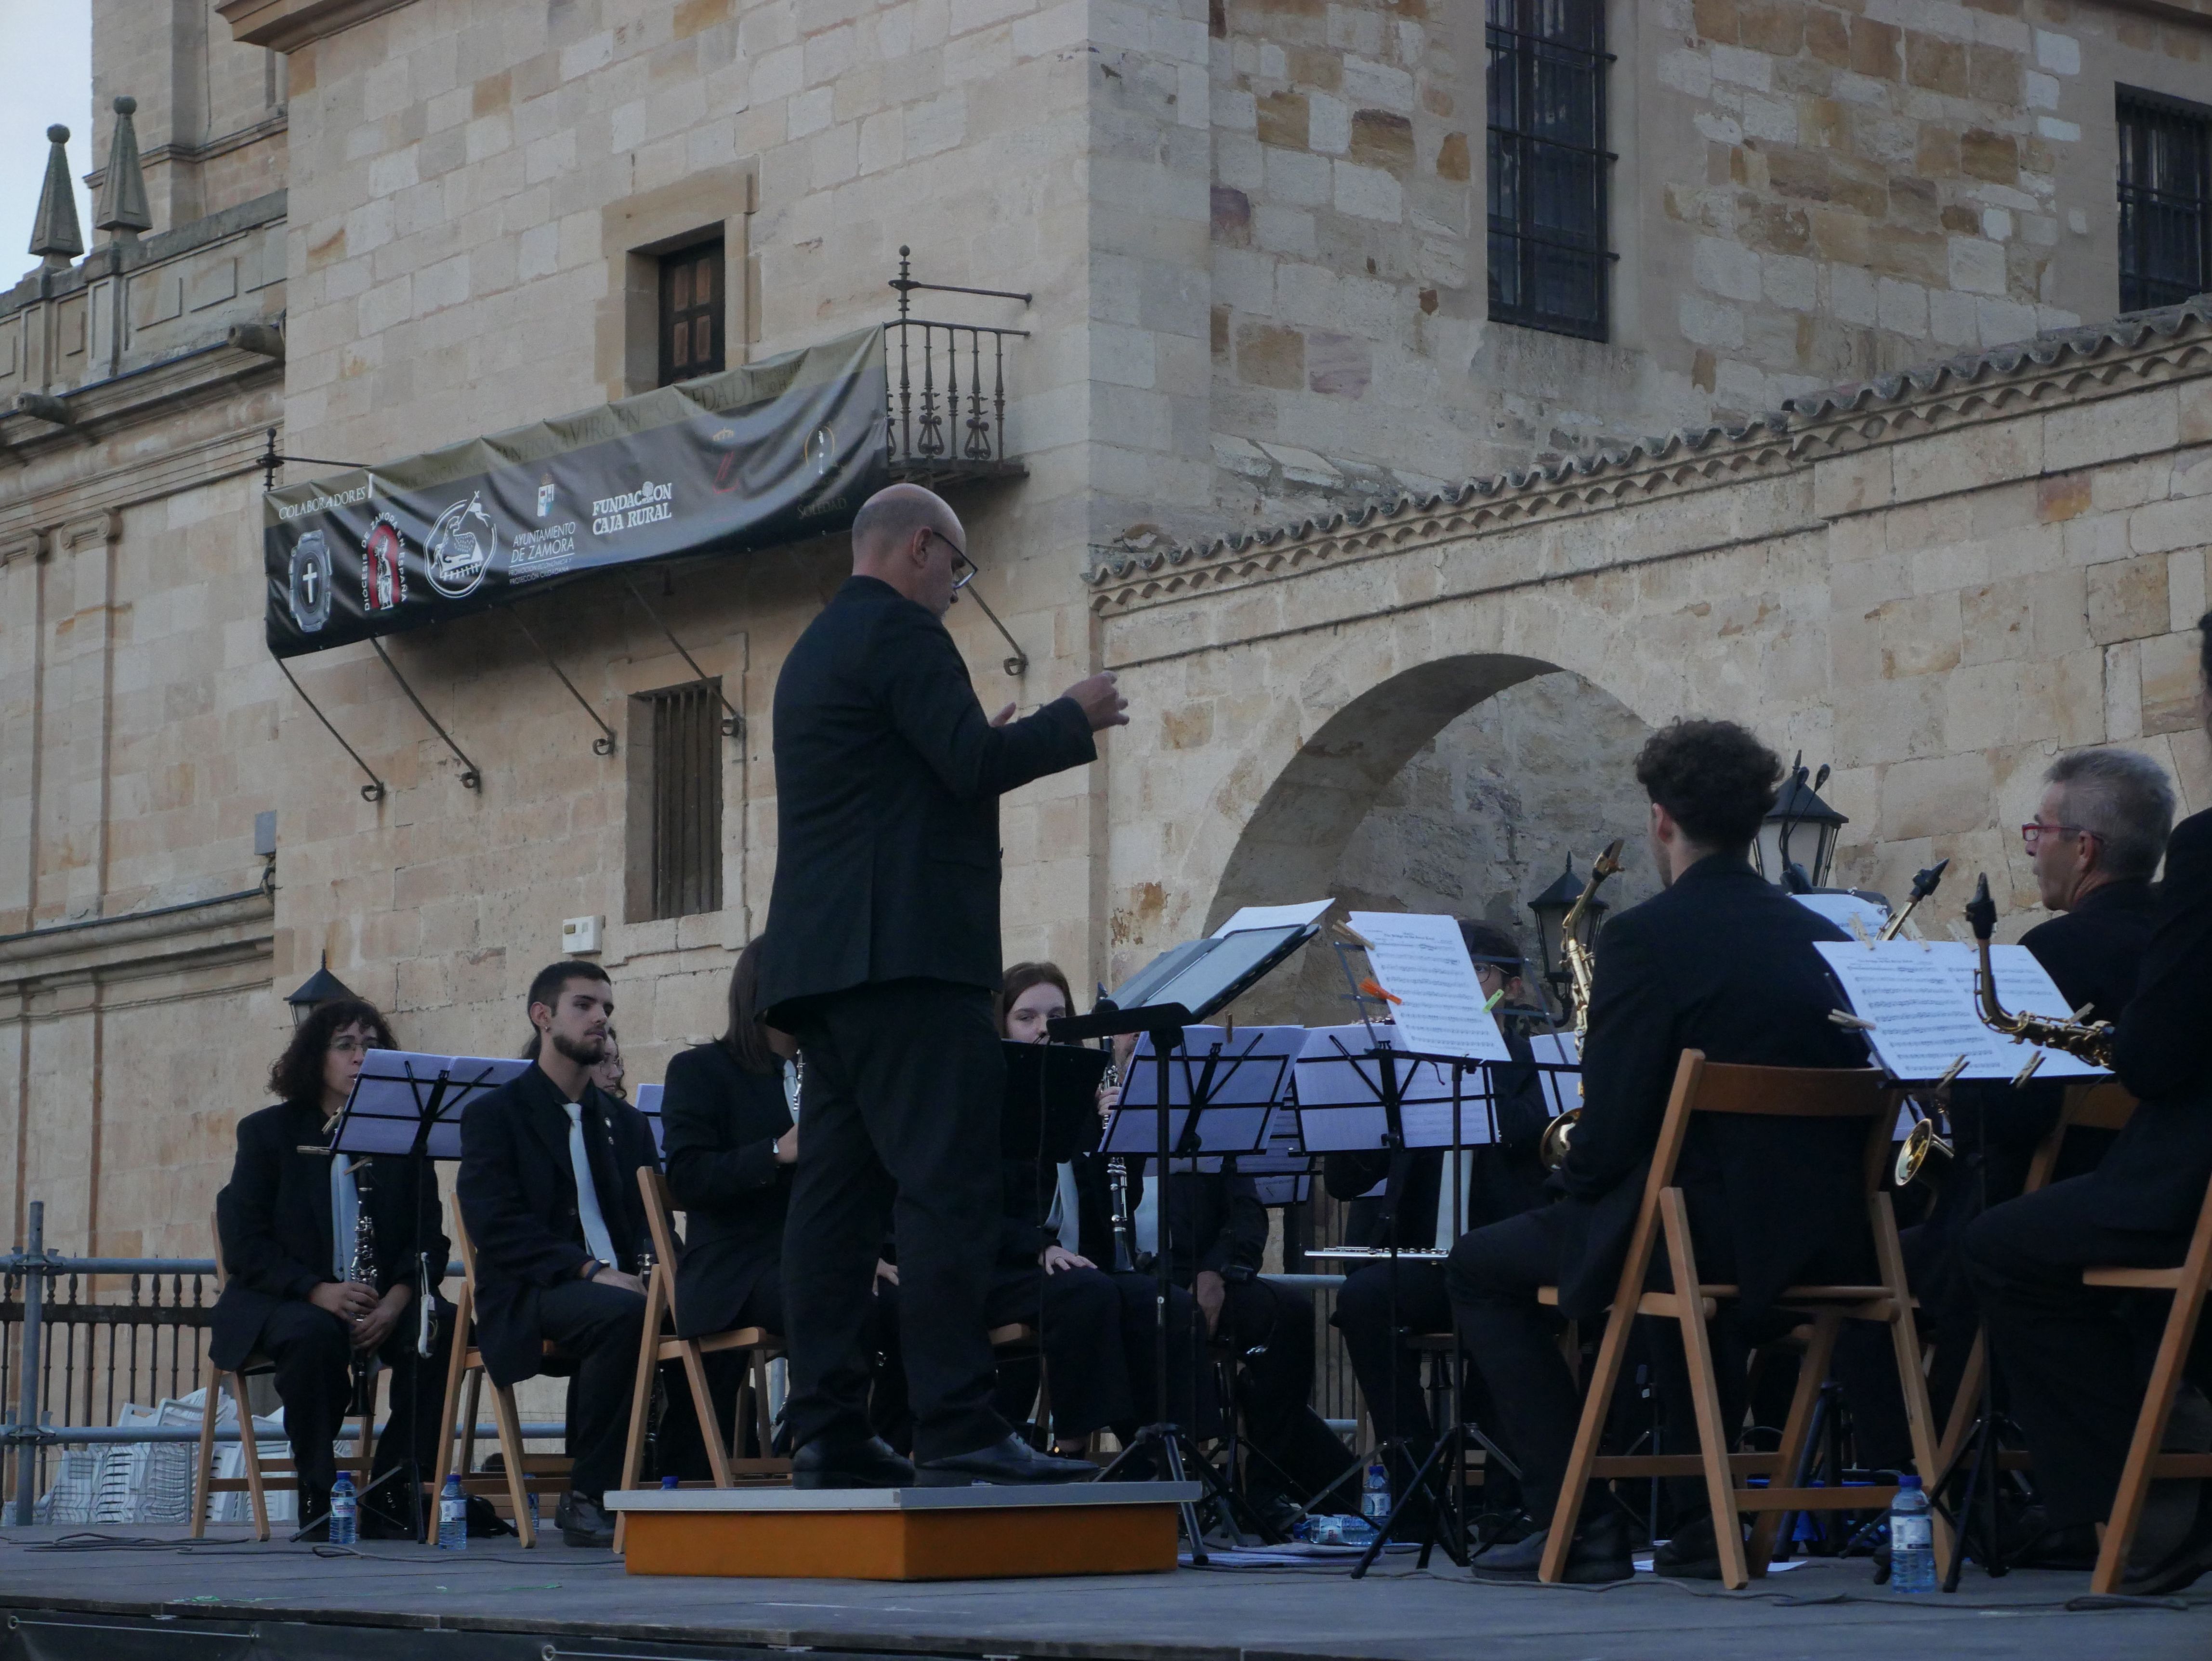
[{"left": 211, "top": 999, "right": 452, "bottom": 1538}]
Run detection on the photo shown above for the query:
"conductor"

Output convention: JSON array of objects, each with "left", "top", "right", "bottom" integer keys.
[{"left": 761, "top": 483, "right": 1129, "bottom": 1488}]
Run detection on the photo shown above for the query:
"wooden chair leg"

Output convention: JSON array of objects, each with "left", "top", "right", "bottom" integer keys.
[
  {"left": 682, "top": 1342, "right": 733, "bottom": 1488},
  {"left": 1538, "top": 1298, "right": 1639, "bottom": 1582},
  {"left": 1934, "top": 1329, "right": 1986, "bottom": 1480},
  {"left": 488, "top": 1379, "right": 535, "bottom": 1548},
  {"left": 613, "top": 1281, "right": 670, "bottom": 1556},
  {"left": 427, "top": 1332, "right": 471, "bottom": 1547},
  {"left": 461, "top": 1370, "right": 483, "bottom": 1481},
  {"left": 1746, "top": 1310, "right": 1843, "bottom": 1574},
  {"left": 229, "top": 1372, "right": 270, "bottom": 1543},
  {"left": 1870, "top": 1190, "right": 1952, "bottom": 1579},
  {"left": 191, "top": 1368, "right": 221, "bottom": 1539},
  {"left": 1659, "top": 1190, "right": 1750, "bottom": 1590},
  {"left": 2092, "top": 1277, "right": 2212, "bottom": 1594}
]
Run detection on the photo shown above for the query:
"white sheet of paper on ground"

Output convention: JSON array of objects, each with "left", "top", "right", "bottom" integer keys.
[
  {"left": 1292, "top": 1024, "right": 1495, "bottom": 1151},
  {"left": 1815, "top": 940, "right": 2107, "bottom": 1083},
  {"left": 1210, "top": 898, "right": 1335, "bottom": 938},
  {"left": 1793, "top": 891, "right": 1893, "bottom": 938},
  {"left": 1347, "top": 910, "right": 1514, "bottom": 1066}
]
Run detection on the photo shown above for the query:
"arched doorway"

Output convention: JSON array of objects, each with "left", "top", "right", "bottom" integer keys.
[{"left": 1204, "top": 655, "right": 1658, "bottom": 1025}]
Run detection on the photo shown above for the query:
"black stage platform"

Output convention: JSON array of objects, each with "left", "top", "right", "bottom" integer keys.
[{"left": 0, "top": 1526, "right": 2206, "bottom": 1661}]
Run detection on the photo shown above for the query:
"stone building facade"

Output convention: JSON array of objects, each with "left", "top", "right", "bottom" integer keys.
[{"left": 0, "top": 0, "right": 2207, "bottom": 1275}]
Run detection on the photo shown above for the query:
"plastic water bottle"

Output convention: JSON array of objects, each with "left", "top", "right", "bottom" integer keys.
[
  {"left": 1360, "top": 1455, "right": 1391, "bottom": 1522},
  {"left": 661, "top": 1474, "right": 680, "bottom": 1490},
  {"left": 329, "top": 1472, "right": 357, "bottom": 1546},
  {"left": 1889, "top": 1475, "right": 1934, "bottom": 1592},
  {"left": 438, "top": 1473, "right": 467, "bottom": 1551}
]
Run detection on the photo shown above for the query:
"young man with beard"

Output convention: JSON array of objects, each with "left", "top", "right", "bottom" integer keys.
[{"left": 458, "top": 961, "right": 658, "bottom": 1546}]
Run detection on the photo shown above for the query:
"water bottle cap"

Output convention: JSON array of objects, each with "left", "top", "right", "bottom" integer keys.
[
  {"left": 661, "top": 1474, "right": 680, "bottom": 1489},
  {"left": 1897, "top": 1474, "right": 1922, "bottom": 1489}
]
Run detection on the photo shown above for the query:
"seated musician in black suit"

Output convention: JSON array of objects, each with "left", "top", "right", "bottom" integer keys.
[
  {"left": 1966, "top": 618, "right": 2212, "bottom": 1595},
  {"left": 458, "top": 960, "right": 658, "bottom": 1548},
  {"left": 1326, "top": 921, "right": 1551, "bottom": 1516},
  {"left": 659, "top": 939, "right": 800, "bottom": 1472},
  {"left": 1448, "top": 720, "right": 1867, "bottom": 1582},
  {"left": 1840, "top": 746, "right": 2173, "bottom": 1513},
  {"left": 211, "top": 999, "right": 451, "bottom": 1538}
]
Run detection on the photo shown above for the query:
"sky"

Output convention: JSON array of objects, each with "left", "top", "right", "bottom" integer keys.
[{"left": 0, "top": 0, "right": 92, "bottom": 278}]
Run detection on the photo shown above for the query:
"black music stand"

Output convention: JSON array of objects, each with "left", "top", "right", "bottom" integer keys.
[
  {"left": 1050, "top": 921, "right": 1317, "bottom": 1562},
  {"left": 308, "top": 1051, "right": 528, "bottom": 1540}
]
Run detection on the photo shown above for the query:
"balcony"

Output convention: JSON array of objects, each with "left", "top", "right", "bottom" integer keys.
[{"left": 883, "top": 249, "right": 1029, "bottom": 487}]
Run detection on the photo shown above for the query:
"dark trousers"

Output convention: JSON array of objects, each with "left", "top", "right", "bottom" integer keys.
[
  {"left": 1335, "top": 1262, "right": 1452, "bottom": 1451},
  {"left": 985, "top": 1261, "right": 1128, "bottom": 1437},
  {"left": 537, "top": 1276, "right": 648, "bottom": 1502},
  {"left": 1110, "top": 1271, "right": 1218, "bottom": 1438},
  {"left": 1220, "top": 1276, "right": 1353, "bottom": 1507},
  {"left": 1962, "top": 1175, "right": 2194, "bottom": 1527},
  {"left": 255, "top": 1294, "right": 456, "bottom": 1511},
  {"left": 663, "top": 1273, "right": 787, "bottom": 1479},
  {"left": 783, "top": 980, "right": 1007, "bottom": 1462}
]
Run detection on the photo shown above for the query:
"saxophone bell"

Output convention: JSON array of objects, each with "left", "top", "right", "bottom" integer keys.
[
  {"left": 1539, "top": 1107, "right": 1581, "bottom": 1172},
  {"left": 1893, "top": 1113, "right": 1954, "bottom": 1190}
]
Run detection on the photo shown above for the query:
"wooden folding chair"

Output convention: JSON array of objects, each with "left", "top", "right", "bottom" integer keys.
[
  {"left": 191, "top": 1208, "right": 372, "bottom": 1540},
  {"left": 1538, "top": 1051, "right": 1943, "bottom": 1589},
  {"left": 612, "top": 1170, "right": 790, "bottom": 1551},
  {"left": 427, "top": 1209, "right": 573, "bottom": 1546},
  {"left": 1934, "top": 1080, "right": 2139, "bottom": 1477}
]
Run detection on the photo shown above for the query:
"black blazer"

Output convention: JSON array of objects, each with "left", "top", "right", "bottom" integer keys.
[
  {"left": 210, "top": 1100, "right": 448, "bottom": 1371},
  {"left": 661, "top": 1043, "right": 793, "bottom": 1338},
  {"left": 456, "top": 1065, "right": 659, "bottom": 1386},
  {"left": 759, "top": 575, "right": 1097, "bottom": 1018},
  {"left": 2097, "top": 809, "right": 2212, "bottom": 1231},
  {"left": 1551, "top": 856, "right": 1868, "bottom": 1320}
]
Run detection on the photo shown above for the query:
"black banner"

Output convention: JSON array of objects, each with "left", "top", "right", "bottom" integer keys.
[{"left": 264, "top": 326, "right": 888, "bottom": 658}]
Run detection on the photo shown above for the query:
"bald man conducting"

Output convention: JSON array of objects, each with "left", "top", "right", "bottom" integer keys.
[{"left": 761, "top": 484, "right": 1128, "bottom": 1488}]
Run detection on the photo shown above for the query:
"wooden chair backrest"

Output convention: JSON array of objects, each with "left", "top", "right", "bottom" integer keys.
[
  {"left": 638, "top": 1167, "right": 685, "bottom": 1330},
  {"left": 453, "top": 1204, "right": 482, "bottom": 1290},
  {"left": 210, "top": 1205, "right": 230, "bottom": 1292},
  {"left": 2022, "top": 1079, "right": 2140, "bottom": 1194}
]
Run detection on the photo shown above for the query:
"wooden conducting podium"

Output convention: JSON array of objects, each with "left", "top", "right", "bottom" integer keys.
[{"left": 607, "top": 1482, "right": 1200, "bottom": 1580}]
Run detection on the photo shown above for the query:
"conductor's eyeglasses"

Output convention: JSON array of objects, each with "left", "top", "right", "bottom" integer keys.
[
  {"left": 2021, "top": 821, "right": 2090, "bottom": 852},
  {"left": 928, "top": 529, "right": 977, "bottom": 591}
]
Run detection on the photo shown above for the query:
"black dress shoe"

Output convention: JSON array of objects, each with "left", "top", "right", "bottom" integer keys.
[
  {"left": 2124, "top": 1485, "right": 2212, "bottom": 1596},
  {"left": 554, "top": 1490, "right": 616, "bottom": 1548},
  {"left": 1653, "top": 1511, "right": 1727, "bottom": 1579},
  {"left": 792, "top": 1435, "right": 917, "bottom": 1490},
  {"left": 1472, "top": 1511, "right": 1633, "bottom": 1584},
  {"left": 917, "top": 1433, "right": 1099, "bottom": 1486}
]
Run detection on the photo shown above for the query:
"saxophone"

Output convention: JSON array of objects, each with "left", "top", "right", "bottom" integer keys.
[
  {"left": 1965, "top": 873, "right": 2114, "bottom": 1068},
  {"left": 1541, "top": 839, "right": 1624, "bottom": 1170}
]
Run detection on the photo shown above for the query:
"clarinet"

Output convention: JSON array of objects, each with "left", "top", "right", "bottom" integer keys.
[
  {"left": 1099, "top": 1056, "right": 1140, "bottom": 1274},
  {"left": 347, "top": 1160, "right": 378, "bottom": 1413}
]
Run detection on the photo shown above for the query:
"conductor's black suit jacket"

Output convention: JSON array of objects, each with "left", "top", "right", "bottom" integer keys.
[
  {"left": 1551, "top": 856, "right": 1867, "bottom": 1320},
  {"left": 210, "top": 1099, "right": 448, "bottom": 1371},
  {"left": 758, "top": 575, "right": 1096, "bottom": 1016},
  {"left": 2096, "top": 808, "right": 2212, "bottom": 1231},
  {"left": 457, "top": 1065, "right": 659, "bottom": 1386},
  {"left": 661, "top": 1042, "right": 793, "bottom": 1338}
]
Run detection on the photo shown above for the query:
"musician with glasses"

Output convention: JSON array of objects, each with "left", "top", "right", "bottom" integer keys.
[
  {"left": 211, "top": 999, "right": 451, "bottom": 1539},
  {"left": 1966, "top": 620, "right": 2212, "bottom": 1594}
]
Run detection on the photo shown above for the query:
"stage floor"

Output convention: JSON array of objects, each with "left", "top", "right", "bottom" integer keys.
[{"left": 0, "top": 1525, "right": 2206, "bottom": 1660}]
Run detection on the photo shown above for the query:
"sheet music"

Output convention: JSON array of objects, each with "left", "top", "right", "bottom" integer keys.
[
  {"left": 1105, "top": 1025, "right": 1301, "bottom": 1156},
  {"left": 1291, "top": 1025, "right": 1495, "bottom": 1151},
  {"left": 1211, "top": 899, "right": 1334, "bottom": 938},
  {"left": 1794, "top": 891, "right": 1892, "bottom": 938},
  {"left": 1527, "top": 1028, "right": 1581, "bottom": 1116},
  {"left": 1815, "top": 941, "right": 2107, "bottom": 1082},
  {"left": 1347, "top": 911, "right": 1513, "bottom": 1065}
]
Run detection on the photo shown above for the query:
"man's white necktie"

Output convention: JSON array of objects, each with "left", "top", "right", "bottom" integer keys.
[
  {"left": 563, "top": 1102, "right": 619, "bottom": 1267},
  {"left": 331, "top": 1159, "right": 360, "bottom": 1282}
]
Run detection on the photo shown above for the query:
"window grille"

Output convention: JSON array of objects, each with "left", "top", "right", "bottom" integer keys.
[
  {"left": 640, "top": 681, "right": 723, "bottom": 921},
  {"left": 2119, "top": 89, "right": 2212, "bottom": 315},
  {"left": 1487, "top": 0, "right": 1612, "bottom": 341}
]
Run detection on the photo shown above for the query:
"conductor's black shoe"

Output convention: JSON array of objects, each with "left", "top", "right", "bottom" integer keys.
[
  {"left": 917, "top": 1433, "right": 1099, "bottom": 1486},
  {"left": 554, "top": 1490, "right": 616, "bottom": 1548},
  {"left": 1472, "top": 1511, "right": 1633, "bottom": 1584},
  {"left": 2124, "top": 1486, "right": 2212, "bottom": 1596},
  {"left": 791, "top": 1435, "right": 917, "bottom": 1490}
]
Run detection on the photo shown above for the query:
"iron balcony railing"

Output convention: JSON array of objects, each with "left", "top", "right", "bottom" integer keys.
[{"left": 885, "top": 247, "right": 1029, "bottom": 485}]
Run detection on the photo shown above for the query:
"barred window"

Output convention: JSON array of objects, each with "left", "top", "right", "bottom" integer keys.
[
  {"left": 2118, "top": 89, "right": 2212, "bottom": 315},
  {"left": 630, "top": 681, "right": 723, "bottom": 922},
  {"left": 658, "top": 241, "right": 726, "bottom": 386},
  {"left": 1487, "top": 0, "right": 1612, "bottom": 341}
]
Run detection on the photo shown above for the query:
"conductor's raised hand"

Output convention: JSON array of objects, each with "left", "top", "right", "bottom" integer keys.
[
  {"left": 989, "top": 701, "right": 1017, "bottom": 728},
  {"left": 1062, "top": 671, "right": 1129, "bottom": 732}
]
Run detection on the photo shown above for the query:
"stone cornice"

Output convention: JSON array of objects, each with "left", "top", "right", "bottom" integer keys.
[
  {"left": 0, "top": 343, "right": 281, "bottom": 461},
  {"left": 217, "top": 0, "right": 417, "bottom": 51},
  {"left": 1091, "top": 299, "right": 2212, "bottom": 616},
  {"left": 0, "top": 889, "right": 275, "bottom": 993}
]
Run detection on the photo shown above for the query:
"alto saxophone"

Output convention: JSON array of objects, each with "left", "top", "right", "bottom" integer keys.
[
  {"left": 1542, "top": 839, "right": 1625, "bottom": 1170},
  {"left": 1965, "top": 873, "right": 2115, "bottom": 1069}
]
